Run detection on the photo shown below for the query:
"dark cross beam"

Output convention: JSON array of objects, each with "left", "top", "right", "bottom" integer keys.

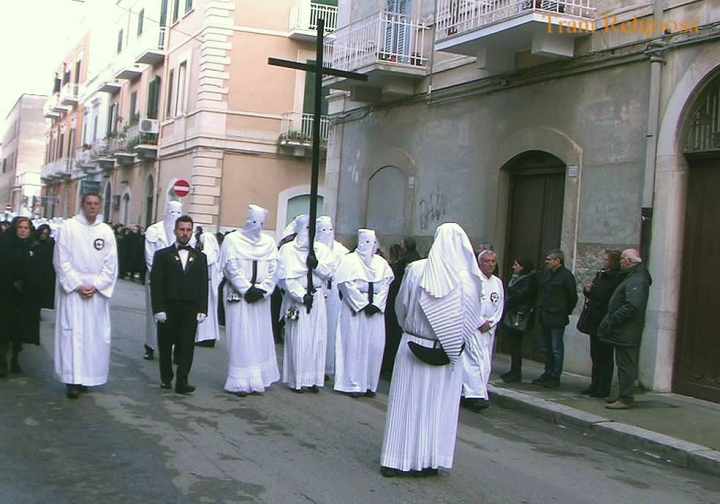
[{"left": 269, "top": 18, "right": 367, "bottom": 312}]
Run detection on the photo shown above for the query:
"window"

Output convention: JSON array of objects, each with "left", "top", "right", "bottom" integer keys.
[
  {"left": 74, "top": 59, "right": 81, "bottom": 84},
  {"left": 165, "top": 69, "right": 174, "bottom": 118},
  {"left": 1, "top": 159, "right": 6, "bottom": 174},
  {"left": 137, "top": 9, "right": 144, "bottom": 36},
  {"left": 67, "top": 130, "right": 75, "bottom": 159},
  {"left": 92, "top": 115, "right": 99, "bottom": 143},
  {"left": 175, "top": 62, "right": 187, "bottom": 117},
  {"left": 53, "top": 76, "right": 61, "bottom": 94},
  {"left": 286, "top": 195, "right": 325, "bottom": 225},
  {"left": 107, "top": 102, "right": 118, "bottom": 137},
  {"left": 172, "top": 0, "right": 180, "bottom": 23},
  {"left": 147, "top": 76, "right": 161, "bottom": 119},
  {"left": 160, "top": 0, "right": 169, "bottom": 26},
  {"left": 129, "top": 91, "right": 138, "bottom": 124},
  {"left": 185, "top": 0, "right": 193, "bottom": 13},
  {"left": 117, "top": 29, "right": 124, "bottom": 54},
  {"left": 58, "top": 133, "right": 65, "bottom": 159}
]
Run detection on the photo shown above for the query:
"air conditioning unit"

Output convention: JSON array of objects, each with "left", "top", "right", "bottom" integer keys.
[{"left": 139, "top": 118, "right": 160, "bottom": 134}]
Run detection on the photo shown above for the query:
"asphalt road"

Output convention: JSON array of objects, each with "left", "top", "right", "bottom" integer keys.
[{"left": 1, "top": 280, "right": 718, "bottom": 504}]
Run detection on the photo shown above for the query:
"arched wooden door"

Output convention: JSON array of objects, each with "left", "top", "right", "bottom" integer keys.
[{"left": 675, "top": 77, "right": 720, "bottom": 403}]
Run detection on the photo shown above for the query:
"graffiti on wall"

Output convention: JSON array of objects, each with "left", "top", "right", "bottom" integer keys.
[{"left": 418, "top": 186, "right": 448, "bottom": 231}]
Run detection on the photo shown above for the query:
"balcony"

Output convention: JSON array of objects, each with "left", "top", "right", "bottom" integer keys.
[
  {"left": 435, "top": 0, "right": 596, "bottom": 71},
  {"left": 289, "top": 1, "right": 339, "bottom": 41},
  {"left": 278, "top": 112, "right": 330, "bottom": 156},
  {"left": 99, "top": 81, "right": 122, "bottom": 94},
  {"left": 43, "top": 98, "right": 61, "bottom": 119},
  {"left": 323, "top": 11, "right": 429, "bottom": 101},
  {"left": 41, "top": 158, "right": 72, "bottom": 181},
  {"left": 115, "top": 65, "right": 143, "bottom": 82},
  {"left": 127, "top": 124, "right": 159, "bottom": 160},
  {"left": 136, "top": 27, "right": 167, "bottom": 66},
  {"left": 60, "top": 83, "right": 80, "bottom": 106}
]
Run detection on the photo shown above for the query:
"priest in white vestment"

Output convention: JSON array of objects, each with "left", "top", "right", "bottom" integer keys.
[
  {"left": 195, "top": 232, "right": 222, "bottom": 345},
  {"left": 334, "top": 229, "right": 394, "bottom": 397},
  {"left": 53, "top": 193, "right": 118, "bottom": 399},
  {"left": 278, "top": 215, "right": 339, "bottom": 392},
  {"left": 316, "top": 216, "right": 349, "bottom": 377},
  {"left": 380, "top": 223, "right": 483, "bottom": 476},
  {"left": 462, "top": 249, "right": 504, "bottom": 410},
  {"left": 144, "top": 200, "right": 184, "bottom": 359},
  {"left": 220, "top": 205, "right": 280, "bottom": 395}
]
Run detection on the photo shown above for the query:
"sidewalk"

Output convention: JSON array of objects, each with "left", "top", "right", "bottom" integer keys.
[{"left": 488, "top": 354, "right": 720, "bottom": 477}]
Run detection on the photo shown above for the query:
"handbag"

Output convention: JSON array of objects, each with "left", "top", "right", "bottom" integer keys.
[
  {"left": 576, "top": 298, "right": 592, "bottom": 335},
  {"left": 503, "top": 307, "right": 534, "bottom": 332}
]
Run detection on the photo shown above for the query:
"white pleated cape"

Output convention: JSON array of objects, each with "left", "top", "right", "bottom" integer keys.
[
  {"left": 219, "top": 229, "right": 280, "bottom": 393},
  {"left": 333, "top": 251, "right": 394, "bottom": 393},
  {"left": 322, "top": 240, "right": 349, "bottom": 376},
  {"left": 53, "top": 214, "right": 118, "bottom": 386}
]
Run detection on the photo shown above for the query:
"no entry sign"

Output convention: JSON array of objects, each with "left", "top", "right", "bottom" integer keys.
[{"left": 173, "top": 179, "right": 191, "bottom": 198}]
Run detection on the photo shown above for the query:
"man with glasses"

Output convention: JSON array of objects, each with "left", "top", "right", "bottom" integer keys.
[{"left": 533, "top": 249, "right": 578, "bottom": 388}]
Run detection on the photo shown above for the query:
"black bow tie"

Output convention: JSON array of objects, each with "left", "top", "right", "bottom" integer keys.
[{"left": 177, "top": 245, "right": 193, "bottom": 251}]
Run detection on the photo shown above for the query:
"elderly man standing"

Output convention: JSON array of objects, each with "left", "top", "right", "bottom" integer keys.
[
  {"left": 533, "top": 249, "right": 578, "bottom": 388},
  {"left": 380, "top": 223, "right": 483, "bottom": 477},
  {"left": 53, "top": 193, "right": 118, "bottom": 399},
  {"left": 462, "top": 250, "right": 504, "bottom": 411},
  {"left": 600, "top": 249, "right": 652, "bottom": 410}
]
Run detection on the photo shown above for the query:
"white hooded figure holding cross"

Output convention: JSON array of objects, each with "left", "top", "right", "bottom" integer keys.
[{"left": 277, "top": 215, "right": 339, "bottom": 392}]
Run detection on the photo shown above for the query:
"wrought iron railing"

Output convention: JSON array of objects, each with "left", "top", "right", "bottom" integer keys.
[
  {"left": 325, "top": 10, "right": 429, "bottom": 72},
  {"left": 435, "top": 0, "right": 595, "bottom": 41},
  {"left": 291, "top": 1, "right": 339, "bottom": 34},
  {"left": 280, "top": 112, "right": 330, "bottom": 145}
]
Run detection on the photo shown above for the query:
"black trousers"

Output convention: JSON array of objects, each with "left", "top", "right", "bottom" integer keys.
[
  {"left": 614, "top": 344, "right": 639, "bottom": 401},
  {"left": 504, "top": 326, "right": 525, "bottom": 374},
  {"left": 157, "top": 302, "right": 198, "bottom": 385},
  {"left": 589, "top": 330, "right": 614, "bottom": 394}
]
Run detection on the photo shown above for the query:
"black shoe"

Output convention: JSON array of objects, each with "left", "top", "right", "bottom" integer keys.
[
  {"left": 175, "top": 383, "right": 196, "bottom": 395},
  {"left": 467, "top": 398, "right": 490, "bottom": 412},
  {"left": 532, "top": 374, "right": 549, "bottom": 385},
  {"left": 66, "top": 384, "right": 80, "bottom": 399},
  {"left": 380, "top": 466, "right": 406, "bottom": 478},
  {"left": 542, "top": 378, "right": 560, "bottom": 389},
  {"left": 348, "top": 392, "right": 362, "bottom": 399},
  {"left": 420, "top": 468, "right": 439, "bottom": 477},
  {"left": 308, "top": 385, "right": 320, "bottom": 393},
  {"left": 501, "top": 371, "right": 521, "bottom": 383},
  {"left": 228, "top": 390, "right": 247, "bottom": 397},
  {"left": 143, "top": 345, "right": 154, "bottom": 361},
  {"left": 78, "top": 385, "right": 89, "bottom": 393},
  {"left": 195, "top": 340, "right": 216, "bottom": 348},
  {"left": 580, "top": 386, "right": 595, "bottom": 395},
  {"left": 161, "top": 381, "right": 172, "bottom": 390},
  {"left": 291, "top": 387, "right": 304, "bottom": 393},
  {"left": 365, "top": 390, "right": 376, "bottom": 398}
]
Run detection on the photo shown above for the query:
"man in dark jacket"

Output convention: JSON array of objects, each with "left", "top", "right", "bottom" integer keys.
[
  {"left": 151, "top": 215, "right": 209, "bottom": 394},
  {"left": 599, "top": 249, "right": 652, "bottom": 409},
  {"left": 533, "top": 249, "right": 578, "bottom": 388}
]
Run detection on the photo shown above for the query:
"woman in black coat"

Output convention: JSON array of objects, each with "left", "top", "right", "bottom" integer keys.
[
  {"left": 34, "top": 224, "right": 56, "bottom": 309},
  {"left": 501, "top": 258, "right": 538, "bottom": 383},
  {"left": 579, "top": 250, "right": 624, "bottom": 398},
  {"left": 0, "top": 218, "right": 45, "bottom": 376}
]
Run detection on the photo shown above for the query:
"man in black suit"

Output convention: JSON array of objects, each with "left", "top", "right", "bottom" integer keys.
[{"left": 150, "top": 215, "right": 209, "bottom": 394}]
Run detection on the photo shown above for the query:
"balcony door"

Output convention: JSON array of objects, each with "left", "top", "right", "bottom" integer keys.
[{"left": 384, "top": 0, "right": 411, "bottom": 64}]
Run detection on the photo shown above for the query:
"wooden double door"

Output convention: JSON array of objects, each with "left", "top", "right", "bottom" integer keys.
[{"left": 674, "top": 158, "right": 720, "bottom": 403}]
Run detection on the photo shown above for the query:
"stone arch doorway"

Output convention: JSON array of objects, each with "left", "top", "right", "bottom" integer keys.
[
  {"left": 366, "top": 165, "right": 409, "bottom": 246},
  {"left": 103, "top": 181, "right": 112, "bottom": 223},
  {"left": 503, "top": 151, "right": 566, "bottom": 278},
  {"left": 145, "top": 175, "right": 154, "bottom": 227},
  {"left": 674, "top": 74, "right": 720, "bottom": 403}
]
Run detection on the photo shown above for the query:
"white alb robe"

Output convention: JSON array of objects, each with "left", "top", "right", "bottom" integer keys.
[
  {"left": 144, "top": 221, "right": 172, "bottom": 350},
  {"left": 278, "top": 241, "right": 338, "bottom": 390},
  {"left": 334, "top": 252, "right": 394, "bottom": 393},
  {"left": 53, "top": 214, "right": 118, "bottom": 386},
  {"left": 220, "top": 230, "right": 280, "bottom": 393},
  {"left": 462, "top": 272, "right": 504, "bottom": 399},
  {"left": 323, "top": 240, "right": 349, "bottom": 376},
  {"left": 381, "top": 260, "right": 478, "bottom": 472},
  {"left": 195, "top": 232, "right": 222, "bottom": 343}
]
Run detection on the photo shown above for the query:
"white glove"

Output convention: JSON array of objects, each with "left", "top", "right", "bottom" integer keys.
[
  {"left": 154, "top": 312, "right": 167, "bottom": 323},
  {"left": 197, "top": 313, "right": 207, "bottom": 323}
]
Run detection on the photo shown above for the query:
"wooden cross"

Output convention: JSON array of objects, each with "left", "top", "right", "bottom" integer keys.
[{"left": 269, "top": 18, "right": 367, "bottom": 312}]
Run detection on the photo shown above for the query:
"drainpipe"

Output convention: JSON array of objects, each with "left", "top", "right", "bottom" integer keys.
[{"left": 640, "top": 36, "right": 666, "bottom": 264}]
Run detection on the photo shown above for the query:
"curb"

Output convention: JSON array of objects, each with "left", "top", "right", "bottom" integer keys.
[{"left": 488, "top": 384, "right": 720, "bottom": 478}]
